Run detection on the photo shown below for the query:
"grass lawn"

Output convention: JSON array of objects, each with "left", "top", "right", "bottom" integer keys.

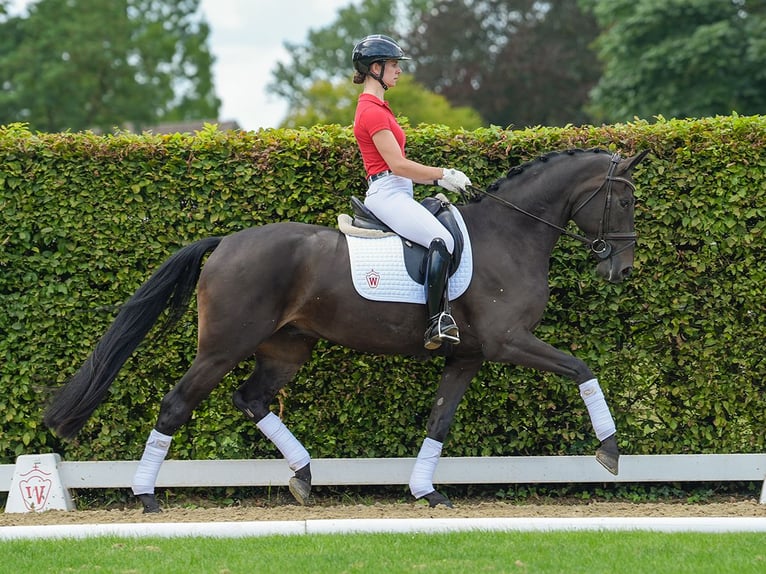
[{"left": 2, "top": 530, "right": 765, "bottom": 573}]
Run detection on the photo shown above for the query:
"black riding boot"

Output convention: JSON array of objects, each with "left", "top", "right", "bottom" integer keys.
[{"left": 424, "top": 238, "right": 459, "bottom": 350}]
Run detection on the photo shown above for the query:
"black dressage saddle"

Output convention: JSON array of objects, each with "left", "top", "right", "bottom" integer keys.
[{"left": 349, "top": 195, "right": 464, "bottom": 284}]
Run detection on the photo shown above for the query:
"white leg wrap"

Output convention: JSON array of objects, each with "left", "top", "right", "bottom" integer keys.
[
  {"left": 256, "top": 412, "right": 310, "bottom": 471},
  {"left": 131, "top": 429, "right": 172, "bottom": 495},
  {"left": 409, "top": 437, "right": 443, "bottom": 499},
  {"left": 579, "top": 378, "right": 616, "bottom": 441}
]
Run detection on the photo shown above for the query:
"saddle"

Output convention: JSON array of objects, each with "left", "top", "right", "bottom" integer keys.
[{"left": 347, "top": 194, "right": 464, "bottom": 284}]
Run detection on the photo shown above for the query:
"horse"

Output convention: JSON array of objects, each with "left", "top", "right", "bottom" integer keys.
[{"left": 44, "top": 147, "right": 649, "bottom": 512}]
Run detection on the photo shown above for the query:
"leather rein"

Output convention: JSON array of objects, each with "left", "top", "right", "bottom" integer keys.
[{"left": 463, "top": 153, "right": 636, "bottom": 260}]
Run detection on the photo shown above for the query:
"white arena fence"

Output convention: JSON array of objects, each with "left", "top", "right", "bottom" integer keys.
[{"left": 2, "top": 453, "right": 765, "bottom": 513}]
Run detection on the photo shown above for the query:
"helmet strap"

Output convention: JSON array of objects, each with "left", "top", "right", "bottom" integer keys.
[{"left": 369, "top": 61, "right": 389, "bottom": 91}]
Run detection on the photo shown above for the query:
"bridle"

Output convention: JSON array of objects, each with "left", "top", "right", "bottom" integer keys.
[{"left": 464, "top": 153, "right": 636, "bottom": 261}]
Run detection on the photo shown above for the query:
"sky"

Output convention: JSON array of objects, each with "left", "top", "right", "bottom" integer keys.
[
  {"left": 8, "top": 0, "right": 356, "bottom": 131},
  {"left": 198, "top": 0, "right": 353, "bottom": 130}
]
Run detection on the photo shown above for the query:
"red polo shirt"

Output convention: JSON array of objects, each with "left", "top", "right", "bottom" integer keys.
[{"left": 353, "top": 93, "right": 406, "bottom": 176}]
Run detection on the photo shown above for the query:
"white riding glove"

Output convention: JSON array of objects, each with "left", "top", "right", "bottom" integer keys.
[{"left": 436, "top": 168, "right": 471, "bottom": 192}]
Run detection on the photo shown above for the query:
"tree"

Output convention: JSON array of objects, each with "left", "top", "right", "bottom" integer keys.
[
  {"left": 268, "top": 0, "right": 432, "bottom": 127},
  {"left": 268, "top": 0, "right": 405, "bottom": 113},
  {"left": 407, "top": 0, "right": 603, "bottom": 128},
  {"left": 270, "top": 0, "right": 481, "bottom": 128},
  {"left": 281, "top": 75, "right": 483, "bottom": 128},
  {"left": 0, "top": 0, "right": 219, "bottom": 132},
  {"left": 581, "top": 0, "right": 766, "bottom": 122},
  {"left": 269, "top": 0, "right": 602, "bottom": 128}
]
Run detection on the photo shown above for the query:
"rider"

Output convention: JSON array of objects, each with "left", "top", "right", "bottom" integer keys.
[{"left": 352, "top": 34, "right": 472, "bottom": 350}]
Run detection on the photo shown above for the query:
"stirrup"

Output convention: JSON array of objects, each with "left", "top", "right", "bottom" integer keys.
[{"left": 424, "top": 312, "right": 460, "bottom": 350}]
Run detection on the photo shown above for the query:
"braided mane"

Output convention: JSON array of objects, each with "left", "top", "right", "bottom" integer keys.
[{"left": 482, "top": 147, "right": 611, "bottom": 197}]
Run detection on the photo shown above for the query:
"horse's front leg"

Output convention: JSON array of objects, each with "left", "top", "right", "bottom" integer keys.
[
  {"left": 484, "top": 330, "right": 619, "bottom": 475},
  {"left": 410, "top": 356, "right": 483, "bottom": 508}
]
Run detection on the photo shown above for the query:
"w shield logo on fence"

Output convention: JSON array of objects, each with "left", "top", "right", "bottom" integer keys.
[{"left": 17, "top": 465, "right": 53, "bottom": 511}]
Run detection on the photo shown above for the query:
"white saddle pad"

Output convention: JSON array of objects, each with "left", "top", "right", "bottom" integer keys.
[{"left": 341, "top": 206, "right": 473, "bottom": 303}]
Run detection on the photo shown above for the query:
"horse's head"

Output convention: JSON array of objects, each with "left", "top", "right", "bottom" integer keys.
[{"left": 570, "top": 150, "right": 650, "bottom": 283}]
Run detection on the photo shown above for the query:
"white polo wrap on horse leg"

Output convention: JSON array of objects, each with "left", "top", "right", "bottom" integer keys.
[
  {"left": 132, "top": 428, "right": 173, "bottom": 495},
  {"left": 256, "top": 412, "right": 310, "bottom": 471},
  {"left": 579, "top": 378, "right": 616, "bottom": 441},
  {"left": 409, "top": 437, "right": 443, "bottom": 499}
]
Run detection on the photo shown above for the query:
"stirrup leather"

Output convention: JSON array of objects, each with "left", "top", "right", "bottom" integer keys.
[{"left": 424, "top": 312, "right": 460, "bottom": 350}]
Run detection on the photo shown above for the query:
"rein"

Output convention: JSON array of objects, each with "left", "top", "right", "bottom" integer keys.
[{"left": 464, "top": 153, "right": 636, "bottom": 260}]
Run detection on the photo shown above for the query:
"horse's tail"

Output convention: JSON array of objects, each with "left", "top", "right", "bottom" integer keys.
[{"left": 44, "top": 236, "right": 223, "bottom": 439}]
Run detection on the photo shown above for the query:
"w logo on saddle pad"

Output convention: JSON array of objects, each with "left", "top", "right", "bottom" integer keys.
[
  {"left": 365, "top": 269, "right": 381, "bottom": 289},
  {"left": 338, "top": 200, "right": 473, "bottom": 304}
]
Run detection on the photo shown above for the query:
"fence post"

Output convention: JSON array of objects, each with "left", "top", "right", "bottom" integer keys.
[{"left": 5, "top": 453, "right": 75, "bottom": 513}]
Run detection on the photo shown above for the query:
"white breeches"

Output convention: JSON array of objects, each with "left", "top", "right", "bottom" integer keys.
[{"left": 365, "top": 175, "right": 454, "bottom": 254}]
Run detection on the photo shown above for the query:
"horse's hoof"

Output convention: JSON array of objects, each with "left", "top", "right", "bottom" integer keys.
[
  {"left": 595, "top": 434, "right": 620, "bottom": 476},
  {"left": 136, "top": 493, "right": 161, "bottom": 513},
  {"left": 421, "top": 491, "right": 454, "bottom": 508},
  {"left": 289, "top": 477, "right": 312, "bottom": 505}
]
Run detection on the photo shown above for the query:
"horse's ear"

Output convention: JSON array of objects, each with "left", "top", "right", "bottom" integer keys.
[{"left": 618, "top": 149, "right": 650, "bottom": 174}]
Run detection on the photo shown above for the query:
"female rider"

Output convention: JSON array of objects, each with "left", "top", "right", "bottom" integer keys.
[{"left": 352, "top": 34, "right": 471, "bottom": 350}]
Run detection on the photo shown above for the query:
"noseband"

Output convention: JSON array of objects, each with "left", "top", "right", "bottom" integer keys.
[
  {"left": 569, "top": 153, "right": 637, "bottom": 259},
  {"left": 466, "top": 153, "right": 636, "bottom": 261}
]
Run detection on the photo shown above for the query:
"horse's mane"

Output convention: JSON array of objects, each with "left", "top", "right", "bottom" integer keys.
[{"left": 479, "top": 147, "right": 611, "bottom": 200}]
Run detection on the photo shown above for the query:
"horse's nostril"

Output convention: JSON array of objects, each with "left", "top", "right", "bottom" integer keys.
[{"left": 621, "top": 266, "right": 633, "bottom": 278}]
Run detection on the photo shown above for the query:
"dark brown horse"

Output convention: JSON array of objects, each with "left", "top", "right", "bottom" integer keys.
[{"left": 44, "top": 148, "right": 649, "bottom": 512}]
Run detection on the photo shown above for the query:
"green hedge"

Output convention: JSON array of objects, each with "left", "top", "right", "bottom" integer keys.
[{"left": 1, "top": 116, "right": 764, "bottom": 465}]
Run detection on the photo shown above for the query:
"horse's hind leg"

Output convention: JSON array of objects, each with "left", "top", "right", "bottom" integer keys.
[
  {"left": 232, "top": 329, "right": 318, "bottom": 505},
  {"left": 132, "top": 352, "right": 240, "bottom": 513}
]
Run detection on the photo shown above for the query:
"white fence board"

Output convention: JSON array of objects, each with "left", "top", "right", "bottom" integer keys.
[{"left": 2, "top": 454, "right": 765, "bottom": 491}]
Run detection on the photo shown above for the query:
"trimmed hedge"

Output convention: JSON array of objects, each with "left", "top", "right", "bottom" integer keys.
[{"left": 1, "top": 116, "right": 764, "bottom": 466}]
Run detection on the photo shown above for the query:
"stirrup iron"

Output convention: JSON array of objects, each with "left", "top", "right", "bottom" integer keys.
[{"left": 424, "top": 311, "right": 460, "bottom": 350}]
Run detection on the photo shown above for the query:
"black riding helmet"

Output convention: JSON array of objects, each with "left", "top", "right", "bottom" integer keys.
[{"left": 352, "top": 34, "right": 410, "bottom": 90}]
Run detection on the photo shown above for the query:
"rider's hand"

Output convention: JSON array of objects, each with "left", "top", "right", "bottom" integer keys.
[{"left": 436, "top": 168, "right": 472, "bottom": 192}]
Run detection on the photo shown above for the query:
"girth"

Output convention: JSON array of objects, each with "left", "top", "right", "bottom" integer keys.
[{"left": 350, "top": 195, "right": 464, "bottom": 283}]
